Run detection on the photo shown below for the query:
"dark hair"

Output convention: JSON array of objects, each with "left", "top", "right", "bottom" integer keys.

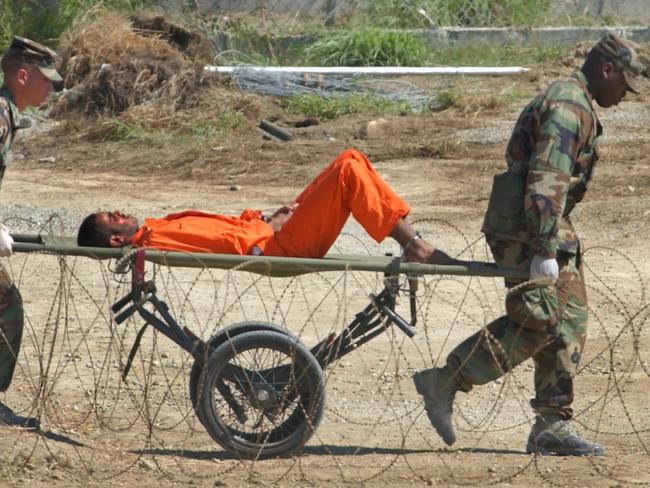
[
  {"left": 0, "top": 54, "right": 24, "bottom": 78},
  {"left": 582, "top": 49, "right": 612, "bottom": 76},
  {"left": 77, "top": 213, "right": 111, "bottom": 247}
]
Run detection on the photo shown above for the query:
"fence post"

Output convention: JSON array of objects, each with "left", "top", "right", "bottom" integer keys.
[{"left": 325, "top": 0, "right": 337, "bottom": 26}]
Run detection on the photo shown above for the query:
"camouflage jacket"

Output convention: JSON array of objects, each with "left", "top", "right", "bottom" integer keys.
[
  {"left": 482, "top": 70, "right": 602, "bottom": 258},
  {"left": 0, "top": 87, "right": 19, "bottom": 188}
]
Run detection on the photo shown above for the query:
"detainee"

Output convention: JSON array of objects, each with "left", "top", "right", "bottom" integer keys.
[
  {"left": 77, "top": 148, "right": 455, "bottom": 266},
  {"left": 0, "top": 37, "right": 62, "bottom": 428},
  {"left": 413, "top": 33, "right": 644, "bottom": 456}
]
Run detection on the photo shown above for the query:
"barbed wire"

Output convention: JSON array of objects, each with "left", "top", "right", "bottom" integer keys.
[{"left": 0, "top": 217, "right": 648, "bottom": 485}]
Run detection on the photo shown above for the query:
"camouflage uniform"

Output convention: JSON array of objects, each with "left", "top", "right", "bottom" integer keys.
[
  {"left": 0, "top": 87, "right": 24, "bottom": 392},
  {"left": 446, "top": 70, "right": 600, "bottom": 419}
]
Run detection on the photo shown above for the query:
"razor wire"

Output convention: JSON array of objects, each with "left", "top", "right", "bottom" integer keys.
[
  {"left": 0, "top": 216, "right": 648, "bottom": 486},
  {"left": 221, "top": 64, "right": 436, "bottom": 111}
]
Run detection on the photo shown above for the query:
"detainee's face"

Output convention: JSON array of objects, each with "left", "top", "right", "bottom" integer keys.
[{"left": 97, "top": 210, "right": 139, "bottom": 247}]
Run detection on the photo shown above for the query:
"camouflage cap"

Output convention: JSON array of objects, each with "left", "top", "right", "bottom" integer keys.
[
  {"left": 3, "top": 36, "right": 62, "bottom": 83},
  {"left": 591, "top": 32, "right": 643, "bottom": 93}
]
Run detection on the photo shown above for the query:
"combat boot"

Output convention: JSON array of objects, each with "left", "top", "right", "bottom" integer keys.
[
  {"left": 526, "top": 414, "right": 605, "bottom": 456},
  {"left": 0, "top": 402, "right": 39, "bottom": 430},
  {"left": 413, "top": 366, "right": 459, "bottom": 445}
]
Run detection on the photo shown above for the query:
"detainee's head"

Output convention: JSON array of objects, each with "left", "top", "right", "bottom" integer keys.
[
  {"left": 1, "top": 36, "right": 62, "bottom": 109},
  {"left": 582, "top": 33, "right": 644, "bottom": 108},
  {"left": 77, "top": 211, "right": 139, "bottom": 247}
]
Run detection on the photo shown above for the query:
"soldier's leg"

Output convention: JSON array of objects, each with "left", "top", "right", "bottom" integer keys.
[
  {"left": 413, "top": 284, "right": 559, "bottom": 445},
  {"left": 446, "top": 238, "right": 560, "bottom": 390},
  {"left": 0, "top": 267, "right": 38, "bottom": 429},
  {"left": 525, "top": 252, "right": 602, "bottom": 455},
  {"left": 530, "top": 251, "right": 588, "bottom": 419},
  {"left": 446, "top": 282, "right": 559, "bottom": 389},
  {"left": 414, "top": 238, "right": 559, "bottom": 445},
  {"left": 0, "top": 268, "right": 24, "bottom": 392}
]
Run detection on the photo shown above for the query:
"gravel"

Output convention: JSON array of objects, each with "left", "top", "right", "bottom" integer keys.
[{"left": 0, "top": 203, "right": 88, "bottom": 236}]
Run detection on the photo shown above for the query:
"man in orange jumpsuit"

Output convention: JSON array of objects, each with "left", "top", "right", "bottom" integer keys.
[{"left": 77, "top": 149, "right": 452, "bottom": 265}]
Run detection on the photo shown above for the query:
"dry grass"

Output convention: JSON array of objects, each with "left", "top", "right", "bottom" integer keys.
[
  {"left": 52, "top": 10, "right": 215, "bottom": 115},
  {"left": 434, "top": 82, "right": 518, "bottom": 118}
]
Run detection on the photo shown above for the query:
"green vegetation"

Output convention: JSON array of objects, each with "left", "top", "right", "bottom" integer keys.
[
  {"left": 108, "top": 109, "right": 247, "bottom": 148},
  {"left": 0, "top": 0, "right": 159, "bottom": 47},
  {"left": 0, "top": 463, "right": 19, "bottom": 482},
  {"left": 301, "top": 35, "right": 567, "bottom": 68},
  {"left": 195, "top": 0, "right": 563, "bottom": 67},
  {"left": 304, "top": 29, "right": 431, "bottom": 66},
  {"left": 352, "top": 0, "right": 552, "bottom": 28},
  {"left": 281, "top": 93, "right": 412, "bottom": 120},
  {"left": 281, "top": 80, "right": 529, "bottom": 120},
  {"left": 429, "top": 41, "right": 567, "bottom": 66}
]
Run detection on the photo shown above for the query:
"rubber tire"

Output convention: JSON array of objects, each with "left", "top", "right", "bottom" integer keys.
[
  {"left": 195, "top": 330, "right": 326, "bottom": 458},
  {"left": 189, "top": 321, "right": 294, "bottom": 417}
]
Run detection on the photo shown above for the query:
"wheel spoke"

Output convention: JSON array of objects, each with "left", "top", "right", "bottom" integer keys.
[{"left": 196, "top": 328, "right": 325, "bottom": 457}]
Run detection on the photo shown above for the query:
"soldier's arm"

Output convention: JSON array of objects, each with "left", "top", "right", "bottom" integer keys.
[
  {"left": 0, "top": 103, "right": 9, "bottom": 147},
  {"left": 524, "top": 100, "right": 592, "bottom": 258}
]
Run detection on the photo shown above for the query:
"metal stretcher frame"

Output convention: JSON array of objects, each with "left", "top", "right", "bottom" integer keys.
[
  {"left": 10, "top": 233, "right": 529, "bottom": 458},
  {"left": 11, "top": 233, "right": 529, "bottom": 280}
]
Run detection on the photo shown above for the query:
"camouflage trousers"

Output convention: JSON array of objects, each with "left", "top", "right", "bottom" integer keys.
[
  {"left": 447, "top": 237, "right": 588, "bottom": 419},
  {"left": 0, "top": 265, "right": 24, "bottom": 392}
]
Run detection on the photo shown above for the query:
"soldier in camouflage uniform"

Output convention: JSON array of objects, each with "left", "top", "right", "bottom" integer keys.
[
  {"left": 413, "top": 33, "right": 644, "bottom": 456},
  {"left": 0, "top": 37, "right": 61, "bottom": 428}
]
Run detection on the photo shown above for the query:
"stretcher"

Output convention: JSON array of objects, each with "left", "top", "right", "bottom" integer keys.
[{"left": 11, "top": 233, "right": 528, "bottom": 458}]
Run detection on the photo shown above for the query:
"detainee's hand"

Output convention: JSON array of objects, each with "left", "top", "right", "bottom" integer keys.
[
  {"left": 0, "top": 224, "right": 13, "bottom": 257},
  {"left": 529, "top": 254, "right": 558, "bottom": 284},
  {"left": 268, "top": 203, "right": 299, "bottom": 232}
]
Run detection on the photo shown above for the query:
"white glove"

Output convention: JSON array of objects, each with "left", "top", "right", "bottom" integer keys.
[
  {"left": 529, "top": 254, "right": 558, "bottom": 284},
  {"left": 0, "top": 224, "right": 13, "bottom": 257}
]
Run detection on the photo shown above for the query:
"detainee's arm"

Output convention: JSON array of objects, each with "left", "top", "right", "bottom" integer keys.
[{"left": 525, "top": 101, "right": 591, "bottom": 258}]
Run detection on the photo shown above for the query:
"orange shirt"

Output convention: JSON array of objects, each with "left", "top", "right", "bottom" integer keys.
[{"left": 130, "top": 209, "right": 273, "bottom": 255}]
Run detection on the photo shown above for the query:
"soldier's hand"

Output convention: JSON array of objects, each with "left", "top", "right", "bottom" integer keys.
[
  {"left": 529, "top": 255, "right": 558, "bottom": 284},
  {"left": 0, "top": 224, "right": 13, "bottom": 257}
]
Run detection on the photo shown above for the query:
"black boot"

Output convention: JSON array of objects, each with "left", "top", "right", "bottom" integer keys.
[
  {"left": 0, "top": 402, "right": 39, "bottom": 430},
  {"left": 526, "top": 414, "right": 604, "bottom": 456},
  {"left": 413, "top": 367, "right": 458, "bottom": 445}
]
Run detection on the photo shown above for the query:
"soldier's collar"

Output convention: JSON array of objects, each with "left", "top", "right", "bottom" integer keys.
[
  {"left": 0, "top": 86, "right": 21, "bottom": 132},
  {"left": 571, "top": 70, "right": 595, "bottom": 105}
]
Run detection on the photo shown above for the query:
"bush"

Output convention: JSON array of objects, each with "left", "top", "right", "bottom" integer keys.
[
  {"left": 304, "top": 28, "right": 430, "bottom": 67},
  {"left": 0, "top": 0, "right": 160, "bottom": 48}
]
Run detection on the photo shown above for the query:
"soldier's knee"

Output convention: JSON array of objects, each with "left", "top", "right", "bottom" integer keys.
[{"left": 505, "top": 286, "right": 559, "bottom": 334}]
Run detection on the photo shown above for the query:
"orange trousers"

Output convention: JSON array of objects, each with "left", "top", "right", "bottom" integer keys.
[{"left": 262, "top": 149, "right": 411, "bottom": 258}]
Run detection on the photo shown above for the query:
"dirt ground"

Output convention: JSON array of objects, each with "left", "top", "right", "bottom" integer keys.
[{"left": 1, "top": 70, "right": 650, "bottom": 487}]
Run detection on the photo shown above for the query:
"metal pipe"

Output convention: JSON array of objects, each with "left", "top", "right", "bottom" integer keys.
[{"left": 204, "top": 66, "right": 529, "bottom": 76}]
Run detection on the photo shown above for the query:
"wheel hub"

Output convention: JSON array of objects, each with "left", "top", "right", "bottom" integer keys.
[{"left": 252, "top": 383, "right": 281, "bottom": 409}]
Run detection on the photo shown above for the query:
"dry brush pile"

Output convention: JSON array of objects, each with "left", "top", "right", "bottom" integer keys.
[{"left": 49, "top": 10, "right": 266, "bottom": 140}]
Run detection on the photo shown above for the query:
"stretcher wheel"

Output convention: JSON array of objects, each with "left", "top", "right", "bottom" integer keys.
[
  {"left": 195, "top": 330, "right": 326, "bottom": 458},
  {"left": 189, "top": 322, "right": 295, "bottom": 419}
]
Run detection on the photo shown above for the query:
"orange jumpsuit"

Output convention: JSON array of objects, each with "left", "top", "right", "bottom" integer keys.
[{"left": 131, "top": 149, "right": 411, "bottom": 258}]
